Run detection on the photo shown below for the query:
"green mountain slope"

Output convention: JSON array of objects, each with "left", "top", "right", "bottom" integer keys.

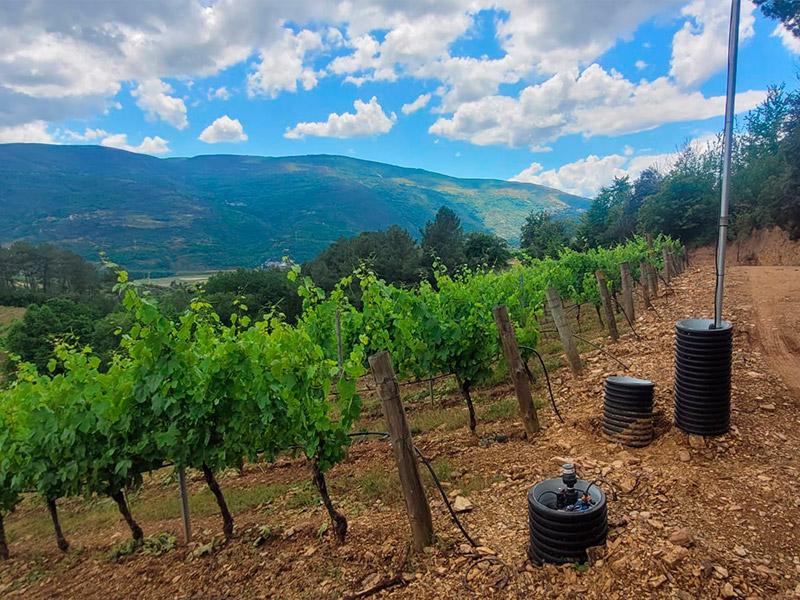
[{"left": 0, "top": 144, "right": 589, "bottom": 275}]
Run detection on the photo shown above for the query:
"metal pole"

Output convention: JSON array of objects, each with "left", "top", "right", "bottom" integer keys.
[
  {"left": 335, "top": 309, "right": 343, "bottom": 377},
  {"left": 714, "top": 0, "right": 741, "bottom": 328},
  {"left": 178, "top": 467, "right": 192, "bottom": 543}
]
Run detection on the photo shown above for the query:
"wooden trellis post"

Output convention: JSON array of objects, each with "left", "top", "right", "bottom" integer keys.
[
  {"left": 493, "top": 305, "right": 540, "bottom": 437},
  {"left": 545, "top": 287, "right": 582, "bottom": 374},
  {"left": 369, "top": 352, "right": 434, "bottom": 552},
  {"left": 662, "top": 247, "right": 672, "bottom": 282},
  {"left": 620, "top": 262, "right": 635, "bottom": 324},
  {"left": 647, "top": 261, "right": 659, "bottom": 297},
  {"left": 595, "top": 270, "right": 618, "bottom": 342},
  {"left": 639, "top": 260, "right": 653, "bottom": 310}
]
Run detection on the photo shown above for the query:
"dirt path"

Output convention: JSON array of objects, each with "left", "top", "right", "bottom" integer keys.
[{"left": 732, "top": 266, "right": 800, "bottom": 393}]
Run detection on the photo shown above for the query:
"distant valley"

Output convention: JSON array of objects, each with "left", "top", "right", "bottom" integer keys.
[{"left": 0, "top": 144, "right": 589, "bottom": 276}]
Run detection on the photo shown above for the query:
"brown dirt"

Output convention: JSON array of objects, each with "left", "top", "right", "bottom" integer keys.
[
  {"left": 730, "top": 227, "right": 800, "bottom": 266},
  {"left": 732, "top": 266, "right": 800, "bottom": 394},
  {"left": 2, "top": 255, "right": 800, "bottom": 600}
]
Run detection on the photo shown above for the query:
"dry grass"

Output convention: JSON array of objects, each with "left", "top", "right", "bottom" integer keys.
[{"left": 0, "top": 306, "right": 25, "bottom": 327}]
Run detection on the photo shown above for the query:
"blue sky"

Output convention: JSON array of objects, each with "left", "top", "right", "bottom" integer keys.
[{"left": 0, "top": 0, "right": 798, "bottom": 197}]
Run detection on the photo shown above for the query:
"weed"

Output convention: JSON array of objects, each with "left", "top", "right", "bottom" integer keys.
[
  {"left": 410, "top": 406, "right": 467, "bottom": 433},
  {"left": 142, "top": 532, "right": 176, "bottom": 556},
  {"left": 108, "top": 539, "right": 139, "bottom": 561},
  {"left": 285, "top": 483, "right": 318, "bottom": 510},
  {"left": 356, "top": 465, "right": 402, "bottom": 504}
]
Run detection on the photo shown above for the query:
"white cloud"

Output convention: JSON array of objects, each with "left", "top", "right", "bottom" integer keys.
[
  {"left": 198, "top": 115, "right": 248, "bottom": 143},
  {"left": 772, "top": 24, "right": 800, "bottom": 55},
  {"left": 635, "top": 60, "right": 648, "bottom": 70},
  {"left": 131, "top": 79, "right": 188, "bottom": 130},
  {"left": 207, "top": 86, "right": 231, "bottom": 101},
  {"left": 0, "top": 120, "right": 54, "bottom": 143},
  {"left": 669, "top": 0, "right": 755, "bottom": 88},
  {"left": 247, "top": 28, "right": 323, "bottom": 98},
  {"left": 285, "top": 96, "right": 396, "bottom": 139},
  {"left": 513, "top": 155, "right": 628, "bottom": 197},
  {"left": 401, "top": 93, "right": 432, "bottom": 115},
  {"left": 329, "top": 35, "right": 383, "bottom": 77},
  {"left": 511, "top": 133, "right": 719, "bottom": 197},
  {"left": 0, "top": 0, "right": 771, "bottom": 152},
  {"left": 429, "top": 64, "right": 765, "bottom": 149},
  {"left": 61, "top": 127, "right": 108, "bottom": 141},
  {"left": 100, "top": 133, "right": 170, "bottom": 155}
]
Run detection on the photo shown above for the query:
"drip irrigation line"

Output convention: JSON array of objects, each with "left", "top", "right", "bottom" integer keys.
[
  {"left": 398, "top": 372, "right": 455, "bottom": 388},
  {"left": 330, "top": 372, "right": 454, "bottom": 397},
  {"left": 656, "top": 271, "right": 675, "bottom": 293},
  {"left": 518, "top": 345, "right": 563, "bottom": 423},
  {"left": 569, "top": 334, "right": 631, "bottom": 371},
  {"left": 575, "top": 467, "right": 619, "bottom": 502},
  {"left": 346, "top": 431, "right": 476, "bottom": 547},
  {"left": 632, "top": 287, "right": 662, "bottom": 320},
  {"left": 610, "top": 295, "right": 641, "bottom": 341},
  {"left": 413, "top": 446, "right": 477, "bottom": 548},
  {"left": 347, "top": 431, "right": 510, "bottom": 592}
]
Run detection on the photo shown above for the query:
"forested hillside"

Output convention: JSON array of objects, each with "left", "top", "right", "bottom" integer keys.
[{"left": 0, "top": 147, "right": 589, "bottom": 276}]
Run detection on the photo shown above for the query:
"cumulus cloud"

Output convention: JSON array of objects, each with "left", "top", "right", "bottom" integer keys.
[
  {"left": 131, "top": 79, "right": 188, "bottom": 129},
  {"left": 401, "top": 93, "right": 432, "bottom": 115},
  {"left": 511, "top": 133, "right": 718, "bottom": 197},
  {"left": 669, "top": 0, "right": 755, "bottom": 88},
  {"left": 100, "top": 133, "right": 170, "bottom": 155},
  {"left": 284, "top": 97, "right": 396, "bottom": 139},
  {"left": 0, "top": 120, "right": 54, "bottom": 143},
  {"left": 429, "top": 64, "right": 764, "bottom": 149},
  {"left": 635, "top": 60, "right": 648, "bottom": 70},
  {"left": 207, "top": 86, "right": 231, "bottom": 101},
  {"left": 247, "top": 28, "right": 323, "bottom": 98},
  {"left": 772, "top": 24, "right": 800, "bottom": 55},
  {"left": 0, "top": 0, "right": 773, "bottom": 152},
  {"left": 61, "top": 127, "right": 108, "bottom": 141},
  {"left": 198, "top": 115, "right": 248, "bottom": 143}
]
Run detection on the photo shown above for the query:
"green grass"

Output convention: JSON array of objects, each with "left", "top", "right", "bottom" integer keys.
[
  {"left": 342, "top": 465, "right": 403, "bottom": 505},
  {"left": 6, "top": 480, "right": 307, "bottom": 545},
  {"left": 478, "top": 397, "right": 519, "bottom": 421},
  {"left": 410, "top": 406, "right": 469, "bottom": 433}
]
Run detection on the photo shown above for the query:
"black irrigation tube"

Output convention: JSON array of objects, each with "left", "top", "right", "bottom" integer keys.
[
  {"left": 347, "top": 431, "right": 477, "bottom": 547},
  {"left": 610, "top": 295, "right": 642, "bottom": 341},
  {"left": 518, "top": 345, "right": 563, "bottom": 423},
  {"left": 632, "top": 287, "right": 662, "bottom": 320},
  {"left": 348, "top": 431, "right": 512, "bottom": 593}
]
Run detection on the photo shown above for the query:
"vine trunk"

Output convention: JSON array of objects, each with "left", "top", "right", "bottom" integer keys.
[{"left": 202, "top": 464, "right": 234, "bottom": 540}]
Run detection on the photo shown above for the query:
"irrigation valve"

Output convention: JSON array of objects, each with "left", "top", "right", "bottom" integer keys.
[{"left": 556, "top": 464, "right": 594, "bottom": 511}]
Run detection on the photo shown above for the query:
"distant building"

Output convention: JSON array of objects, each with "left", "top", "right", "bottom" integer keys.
[{"left": 262, "top": 258, "right": 296, "bottom": 270}]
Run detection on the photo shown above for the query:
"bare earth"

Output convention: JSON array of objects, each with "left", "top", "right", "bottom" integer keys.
[
  {"left": 1, "top": 254, "right": 799, "bottom": 599},
  {"left": 733, "top": 265, "right": 800, "bottom": 394}
]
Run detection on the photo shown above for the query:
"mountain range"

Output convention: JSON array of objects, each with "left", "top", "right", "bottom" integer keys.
[{"left": 0, "top": 144, "right": 589, "bottom": 276}]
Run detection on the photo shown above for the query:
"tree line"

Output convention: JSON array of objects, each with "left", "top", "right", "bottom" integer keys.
[
  {"left": 550, "top": 84, "right": 800, "bottom": 253},
  {"left": 0, "top": 243, "right": 104, "bottom": 305}
]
